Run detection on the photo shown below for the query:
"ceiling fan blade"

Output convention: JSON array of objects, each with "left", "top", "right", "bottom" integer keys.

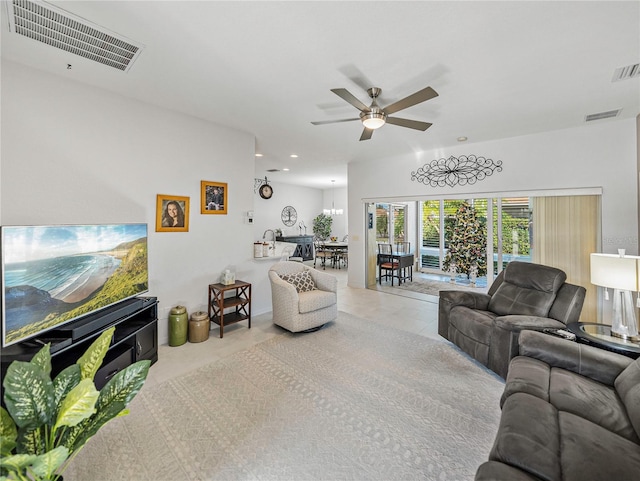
[
  {"left": 338, "top": 65, "right": 375, "bottom": 92},
  {"left": 331, "top": 88, "right": 371, "bottom": 112},
  {"left": 311, "top": 118, "right": 360, "bottom": 125},
  {"left": 386, "top": 117, "right": 433, "bottom": 131},
  {"left": 382, "top": 86, "right": 438, "bottom": 115},
  {"left": 359, "top": 128, "right": 374, "bottom": 141}
]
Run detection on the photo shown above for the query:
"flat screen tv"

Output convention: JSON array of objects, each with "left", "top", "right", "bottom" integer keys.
[{"left": 1, "top": 223, "right": 149, "bottom": 347}]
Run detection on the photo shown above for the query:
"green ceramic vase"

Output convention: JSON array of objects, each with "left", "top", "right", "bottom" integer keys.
[{"left": 169, "top": 305, "right": 188, "bottom": 346}]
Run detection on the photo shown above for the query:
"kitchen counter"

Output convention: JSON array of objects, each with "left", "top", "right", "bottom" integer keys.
[{"left": 253, "top": 241, "right": 299, "bottom": 261}]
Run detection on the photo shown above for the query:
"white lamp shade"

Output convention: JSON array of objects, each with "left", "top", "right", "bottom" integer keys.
[
  {"left": 590, "top": 253, "right": 639, "bottom": 291},
  {"left": 323, "top": 208, "right": 343, "bottom": 216},
  {"left": 361, "top": 112, "right": 386, "bottom": 129}
]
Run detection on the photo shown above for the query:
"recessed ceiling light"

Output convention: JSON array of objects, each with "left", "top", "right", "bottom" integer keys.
[
  {"left": 255, "top": 153, "right": 263, "bottom": 157},
  {"left": 457, "top": 136, "right": 468, "bottom": 142},
  {"left": 290, "top": 154, "right": 298, "bottom": 158},
  {"left": 283, "top": 168, "right": 290, "bottom": 171}
]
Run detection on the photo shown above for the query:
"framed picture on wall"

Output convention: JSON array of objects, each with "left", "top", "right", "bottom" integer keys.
[
  {"left": 201, "top": 181, "right": 228, "bottom": 215},
  {"left": 156, "top": 194, "right": 190, "bottom": 232}
]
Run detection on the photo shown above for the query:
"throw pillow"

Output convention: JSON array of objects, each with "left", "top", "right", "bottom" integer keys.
[{"left": 280, "top": 270, "right": 317, "bottom": 293}]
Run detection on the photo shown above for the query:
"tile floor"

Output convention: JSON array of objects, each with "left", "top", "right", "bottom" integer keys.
[{"left": 146, "top": 263, "right": 441, "bottom": 387}]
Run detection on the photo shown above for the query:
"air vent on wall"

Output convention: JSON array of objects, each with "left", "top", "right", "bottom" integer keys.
[
  {"left": 585, "top": 109, "right": 621, "bottom": 122},
  {"left": 6, "top": 0, "right": 144, "bottom": 72},
  {"left": 612, "top": 63, "right": 640, "bottom": 82}
]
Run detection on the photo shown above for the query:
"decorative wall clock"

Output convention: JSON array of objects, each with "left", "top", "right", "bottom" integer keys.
[
  {"left": 259, "top": 183, "right": 273, "bottom": 199},
  {"left": 281, "top": 205, "right": 297, "bottom": 226}
]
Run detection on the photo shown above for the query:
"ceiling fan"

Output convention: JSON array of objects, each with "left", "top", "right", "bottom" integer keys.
[{"left": 311, "top": 86, "right": 438, "bottom": 141}]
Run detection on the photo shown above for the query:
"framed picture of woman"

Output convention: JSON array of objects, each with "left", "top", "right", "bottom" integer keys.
[
  {"left": 201, "top": 181, "right": 228, "bottom": 215},
  {"left": 156, "top": 194, "right": 190, "bottom": 232}
]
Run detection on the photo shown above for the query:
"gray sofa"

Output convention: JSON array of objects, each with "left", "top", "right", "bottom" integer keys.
[
  {"left": 476, "top": 329, "right": 640, "bottom": 481},
  {"left": 438, "top": 261, "right": 586, "bottom": 378}
]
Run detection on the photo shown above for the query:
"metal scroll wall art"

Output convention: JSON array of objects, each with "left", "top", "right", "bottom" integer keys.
[{"left": 411, "top": 155, "right": 503, "bottom": 187}]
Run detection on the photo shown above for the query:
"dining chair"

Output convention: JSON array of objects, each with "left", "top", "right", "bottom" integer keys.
[
  {"left": 396, "top": 241, "right": 410, "bottom": 253},
  {"left": 336, "top": 240, "right": 348, "bottom": 268},
  {"left": 314, "top": 239, "right": 333, "bottom": 270},
  {"left": 395, "top": 242, "right": 412, "bottom": 282},
  {"left": 378, "top": 243, "right": 399, "bottom": 284}
]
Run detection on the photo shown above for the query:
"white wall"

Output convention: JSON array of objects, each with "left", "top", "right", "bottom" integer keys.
[
  {"left": 4, "top": 60, "right": 637, "bottom": 337},
  {"left": 1, "top": 61, "right": 269, "bottom": 344},
  {"left": 347, "top": 119, "right": 638, "bottom": 287},
  {"left": 322, "top": 186, "right": 348, "bottom": 240},
  {"left": 252, "top": 181, "right": 323, "bottom": 239},
  {"left": 250, "top": 182, "right": 347, "bottom": 241}
]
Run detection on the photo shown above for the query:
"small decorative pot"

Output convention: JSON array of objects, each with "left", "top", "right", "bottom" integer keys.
[
  {"left": 189, "top": 311, "right": 210, "bottom": 343},
  {"left": 169, "top": 305, "right": 188, "bottom": 346}
]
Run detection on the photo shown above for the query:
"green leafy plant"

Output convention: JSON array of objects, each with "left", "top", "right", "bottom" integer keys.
[
  {"left": 312, "top": 213, "right": 332, "bottom": 241},
  {"left": 0, "top": 327, "right": 150, "bottom": 481}
]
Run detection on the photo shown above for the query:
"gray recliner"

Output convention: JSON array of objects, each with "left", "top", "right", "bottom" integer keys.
[{"left": 438, "top": 261, "right": 586, "bottom": 378}]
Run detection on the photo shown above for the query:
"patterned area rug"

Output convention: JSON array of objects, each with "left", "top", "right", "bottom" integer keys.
[
  {"left": 65, "top": 312, "right": 503, "bottom": 481},
  {"left": 394, "top": 277, "right": 489, "bottom": 297}
]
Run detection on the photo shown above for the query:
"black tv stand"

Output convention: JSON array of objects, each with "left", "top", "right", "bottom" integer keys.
[
  {"left": 23, "top": 337, "right": 73, "bottom": 353},
  {"left": 1, "top": 297, "right": 158, "bottom": 389}
]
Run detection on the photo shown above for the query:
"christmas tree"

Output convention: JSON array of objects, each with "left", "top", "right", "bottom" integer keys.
[{"left": 443, "top": 201, "right": 487, "bottom": 279}]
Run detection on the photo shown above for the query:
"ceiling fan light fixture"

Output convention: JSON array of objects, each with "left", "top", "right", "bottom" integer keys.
[
  {"left": 313, "top": 84, "right": 437, "bottom": 140},
  {"left": 361, "top": 112, "right": 386, "bottom": 130}
]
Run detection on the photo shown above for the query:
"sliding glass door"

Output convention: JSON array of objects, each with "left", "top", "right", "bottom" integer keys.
[
  {"left": 376, "top": 203, "right": 407, "bottom": 245},
  {"left": 419, "top": 200, "right": 465, "bottom": 271},
  {"left": 369, "top": 193, "right": 600, "bottom": 306},
  {"left": 492, "top": 198, "right": 532, "bottom": 273},
  {"left": 419, "top": 197, "right": 528, "bottom": 284},
  {"left": 375, "top": 204, "right": 390, "bottom": 243}
]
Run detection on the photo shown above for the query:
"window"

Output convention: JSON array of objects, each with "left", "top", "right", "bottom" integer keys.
[
  {"left": 492, "top": 198, "right": 532, "bottom": 273},
  {"left": 376, "top": 203, "right": 407, "bottom": 245},
  {"left": 419, "top": 198, "right": 532, "bottom": 284}
]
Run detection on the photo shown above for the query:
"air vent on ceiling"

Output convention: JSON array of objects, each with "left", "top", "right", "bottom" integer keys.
[
  {"left": 6, "top": 0, "right": 144, "bottom": 72},
  {"left": 612, "top": 63, "right": 640, "bottom": 82},
  {"left": 585, "top": 109, "right": 621, "bottom": 122},
  {"left": 266, "top": 169, "right": 280, "bottom": 173}
]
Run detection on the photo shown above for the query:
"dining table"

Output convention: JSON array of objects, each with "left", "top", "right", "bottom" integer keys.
[
  {"left": 321, "top": 241, "right": 348, "bottom": 268},
  {"left": 377, "top": 251, "right": 414, "bottom": 285}
]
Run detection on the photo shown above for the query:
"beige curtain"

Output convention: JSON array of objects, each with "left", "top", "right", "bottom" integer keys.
[{"left": 532, "top": 195, "right": 600, "bottom": 323}]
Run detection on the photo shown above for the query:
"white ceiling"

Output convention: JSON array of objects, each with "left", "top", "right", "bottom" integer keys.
[{"left": 2, "top": 1, "right": 639, "bottom": 189}]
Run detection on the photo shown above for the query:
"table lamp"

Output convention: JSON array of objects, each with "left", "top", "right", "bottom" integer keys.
[{"left": 590, "top": 251, "right": 640, "bottom": 341}]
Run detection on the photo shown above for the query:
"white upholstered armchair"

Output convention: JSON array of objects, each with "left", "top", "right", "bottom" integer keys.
[{"left": 268, "top": 261, "right": 337, "bottom": 332}]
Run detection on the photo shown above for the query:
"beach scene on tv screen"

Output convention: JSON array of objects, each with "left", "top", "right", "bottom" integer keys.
[{"left": 2, "top": 224, "right": 148, "bottom": 346}]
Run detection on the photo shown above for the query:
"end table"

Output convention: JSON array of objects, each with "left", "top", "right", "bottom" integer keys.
[
  {"left": 567, "top": 322, "right": 640, "bottom": 359},
  {"left": 208, "top": 281, "right": 251, "bottom": 338}
]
